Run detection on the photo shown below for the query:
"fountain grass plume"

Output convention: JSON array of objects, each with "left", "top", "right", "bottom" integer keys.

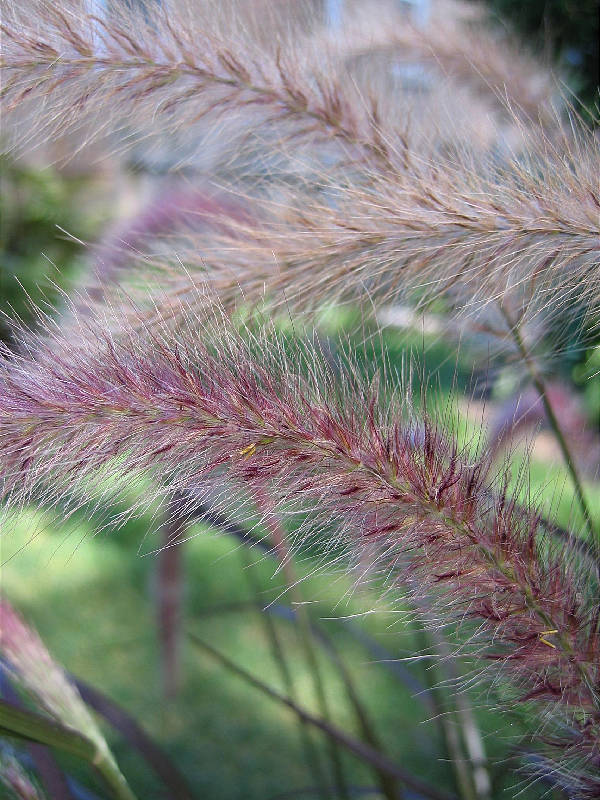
[
  {"left": 90, "top": 118, "right": 599, "bottom": 338},
  {"left": 0, "top": 0, "right": 394, "bottom": 167},
  {"left": 0, "top": 0, "right": 563, "bottom": 170},
  {"left": 3, "top": 0, "right": 596, "bottom": 347},
  {"left": 0, "top": 305, "right": 598, "bottom": 795}
]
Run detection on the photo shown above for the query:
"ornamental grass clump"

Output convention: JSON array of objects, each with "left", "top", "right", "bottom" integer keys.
[{"left": 1, "top": 0, "right": 599, "bottom": 797}]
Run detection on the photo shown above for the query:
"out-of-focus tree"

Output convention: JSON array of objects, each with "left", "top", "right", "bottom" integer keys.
[
  {"left": 483, "top": 0, "right": 599, "bottom": 109},
  {"left": 0, "top": 158, "right": 103, "bottom": 342}
]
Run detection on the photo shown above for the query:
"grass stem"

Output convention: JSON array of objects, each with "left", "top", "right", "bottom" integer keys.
[{"left": 500, "top": 305, "right": 598, "bottom": 555}]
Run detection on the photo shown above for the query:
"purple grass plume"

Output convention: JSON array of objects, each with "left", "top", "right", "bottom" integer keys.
[{"left": 0, "top": 308, "right": 598, "bottom": 795}]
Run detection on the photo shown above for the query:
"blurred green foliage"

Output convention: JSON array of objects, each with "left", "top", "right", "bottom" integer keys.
[
  {"left": 574, "top": 342, "right": 600, "bottom": 427},
  {"left": 0, "top": 157, "right": 98, "bottom": 341}
]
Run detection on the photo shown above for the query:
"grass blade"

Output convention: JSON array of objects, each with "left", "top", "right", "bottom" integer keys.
[{"left": 73, "top": 677, "right": 196, "bottom": 800}]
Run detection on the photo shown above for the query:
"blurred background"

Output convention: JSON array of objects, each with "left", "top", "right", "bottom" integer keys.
[{"left": 1, "top": 2, "right": 599, "bottom": 799}]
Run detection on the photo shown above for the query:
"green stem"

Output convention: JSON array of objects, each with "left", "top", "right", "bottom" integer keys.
[
  {"left": 240, "top": 547, "right": 329, "bottom": 800},
  {"left": 412, "top": 621, "right": 477, "bottom": 800},
  {"left": 95, "top": 752, "right": 138, "bottom": 800},
  {"left": 256, "top": 490, "right": 350, "bottom": 800},
  {"left": 414, "top": 608, "right": 491, "bottom": 800},
  {"left": 314, "top": 625, "right": 403, "bottom": 800},
  {"left": 500, "top": 305, "right": 597, "bottom": 552}
]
